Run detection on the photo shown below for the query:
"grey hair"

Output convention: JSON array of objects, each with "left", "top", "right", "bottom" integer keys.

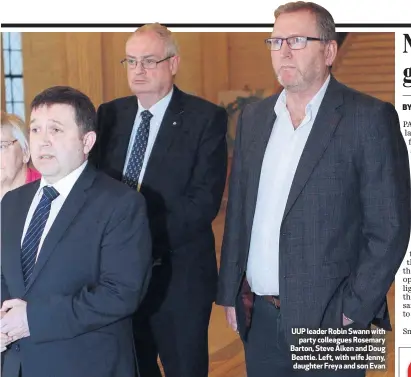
[
  {"left": 1, "top": 111, "right": 29, "bottom": 155},
  {"left": 132, "top": 23, "right": 179, "bottom": 56},
  {"left": 274, "top": 1, "right": 337, "bottom": 42}
]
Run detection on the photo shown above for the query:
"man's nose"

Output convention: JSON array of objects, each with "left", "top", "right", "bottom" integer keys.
[
  {"left": 39, "top": 131, "right": 51, "bottom": 145},
  {"left": 279, "top": 41, "right": 292, "bottom": 58},
  {"left": 133, "top": 61, "right": 146, "bottom": 75}
]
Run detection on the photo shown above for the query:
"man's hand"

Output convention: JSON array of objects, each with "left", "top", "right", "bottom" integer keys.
[
  {"left": 1, "top": 332, "right": 12, "bottom": 352},
  {"left": 224, "top": 306, "right": 238, "bottom": 333},
  {"left": 342, "top": 313, "right": 354, "bottom": 326},
  {"left": 1, "top": 299, "right": 30, "bottom": 342},
  {"left": 1, "top": 310, "right": 13, "bottom": 352}
]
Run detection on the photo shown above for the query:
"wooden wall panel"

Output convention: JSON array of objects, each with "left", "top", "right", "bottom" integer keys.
[
  {"left": 228, "top": 32, "right": 278, "bottom": 91},
  {"left": 173, "top": 33, "right": 203, "bottom": 97},
  {"left": 333, "top": 32, "right": 395, "bottom": 104},
  {"left": 20, "top": 31, "right": 282, "bottom": 112},
  {"left": 22, "top": 33, "right": 67, "bottom": 118},
  {"left": 19, "top": 32, "right": 396, "bottom": 115},
  {"left": 65, "top": 33, "right": 103, "bottom": 107},
  {"left": 101, "top": 32, "right": 130, "bottom": 102},
  {"left": 201, "top": 33, "right": 230, "bottom": 103},
  {"left": 351, "top": 33, "right": 393, "bottom": 41},
  {"left": 23, "top": 33, "right": 105, "bottom": 116},
  {"left": 334, "top": 64, "right": 394, "bottom": 76},
  {"left": 337, "top": 56, "right": 394, "bottom": 67}
]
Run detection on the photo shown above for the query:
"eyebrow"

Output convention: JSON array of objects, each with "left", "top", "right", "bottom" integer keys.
[
  {"left": 126, "top": 54, "right": 158, "bottom": 59},
  {"left": 271, "top": 33, "right": 303, "bottom": 38},
  {"left": 29, "top": 119, "right": 65, "bottom": 126}
]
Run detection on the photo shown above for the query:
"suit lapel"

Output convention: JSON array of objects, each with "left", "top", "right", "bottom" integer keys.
[
  {"left": 245, "top": 97, "right": 277, "bottom": 236},
  {"left": 141, "top": 86, "right": 184, "bottom": 188},
  {"left": 111, "top": 96, "right": 138, "bottom": 176},
  {"left": 8, "top": 182, "right": 40, "bottom": 297},
  {"left": 24, "top": 165, "right": 96, "bottom": 293},
  {"left": 282, "top": 77, "right": 344, "bottom": 220}
]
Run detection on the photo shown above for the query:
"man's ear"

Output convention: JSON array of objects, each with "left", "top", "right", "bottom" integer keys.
[
  {"left": 325, "top": 40, "right": 338, "bottom": 67},
  {"left": 83, "top": 131, "right": 97, "bottom": 155}
]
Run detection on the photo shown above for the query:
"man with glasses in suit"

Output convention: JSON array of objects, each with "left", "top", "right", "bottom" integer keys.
[
  {"left": 217, "top": 2, "right": 410, "bottom": 376},
  {"left": 90, "top": 24, "right": 228, "bottom": 377}
]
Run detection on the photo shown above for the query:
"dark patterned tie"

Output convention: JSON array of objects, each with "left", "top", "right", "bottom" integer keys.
[
  {"left": 122, "top": 110, "right": 153, "bottom": 190},
  {"left": 21, "top": 186, "right": 59, "bottom": 287}
]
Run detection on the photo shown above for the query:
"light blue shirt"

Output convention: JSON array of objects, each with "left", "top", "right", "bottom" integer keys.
[
  {"left": 123, "top": 87, "right": 173, "bottom": 184},
  {"left": 247, "top": 75, "right": 331, "bottom": 295}
]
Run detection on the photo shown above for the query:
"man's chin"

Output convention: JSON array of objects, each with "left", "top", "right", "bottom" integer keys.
[
  {"left": 130, "top": 82, "right": 151, "bottom": 94},
  {"left": 33, "top": 162, "right": 57, "bottom": 178},
  {"left": 282, "top": 81, "right": 299, "bottom": 90},
  {"left": 277, "top": 73, "right": 303, "bottom": 89},
  {"left": 280, "top": 79, "right": 307, "bottom": 92}
]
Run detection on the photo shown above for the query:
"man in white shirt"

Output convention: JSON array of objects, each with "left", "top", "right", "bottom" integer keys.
[
  {"left": 1, "top": 86, "right": 152, "bottom": 377},
  {"left": 217, "top": 2, "right": 410, "bottom": 376}
]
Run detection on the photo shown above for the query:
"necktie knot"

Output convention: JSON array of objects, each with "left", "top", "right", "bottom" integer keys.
[
  {"left": 42, "top": 186, "right": 60, "bottom": 202},
  {"left": 141, "top": 110, "right": 153, "bottom": 122}
]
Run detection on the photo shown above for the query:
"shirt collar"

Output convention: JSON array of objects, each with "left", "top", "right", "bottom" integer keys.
[
  {"left": 274, "top": 74, "right": 331, "bottom": 119},
  {"left": 305, "top": 74, "right": 330, "bottom": 119},
  {"left": 36, "top": 160, "right": 88, "bottom": 199},
  {"left": 137, "top": 86, "right": 174, "bottom": 117}
]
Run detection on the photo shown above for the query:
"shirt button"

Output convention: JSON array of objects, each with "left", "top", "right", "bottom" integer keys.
[{"left": 15, "top": 344, "right": 20, "bottom": 352}]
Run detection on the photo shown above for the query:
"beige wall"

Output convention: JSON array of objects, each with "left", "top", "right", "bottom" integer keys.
[
  {"left": 332, "top": 32, "right": 395, "bottom": 104},
  {"left": 17, "top": 32, "right": 395, "bottom": 121},
  {"left": 228, "top": 33, "right": 277, "bottom": 91},
  {"left": 22, "top": 33, "right": 104, "bottom": 117},
  {"left": 20, "top": 31, "right": 281, "bottom": 118}
]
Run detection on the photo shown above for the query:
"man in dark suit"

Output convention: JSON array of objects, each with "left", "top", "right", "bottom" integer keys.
[
  {"left": 216, "top": 2, "right": 410, "bottom": 377},
  {"left": 89, "top": 24, "right": 228, "bottom": 377},
  {"left": 1, "top": 86, "right": 152, "bottom": 377}
]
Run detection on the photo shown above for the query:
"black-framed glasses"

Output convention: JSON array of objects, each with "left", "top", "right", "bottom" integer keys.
[
  {"left": 265, "top": 36, "right": 325, "bottom": 51},
  {"left": 0, "top": 139, "right": 18, "bottom": 151},
  {"left": 120, "top": 56, "right": 174, "bottom": 70}
]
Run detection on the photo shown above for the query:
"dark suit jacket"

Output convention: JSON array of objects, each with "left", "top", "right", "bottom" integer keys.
[
  {"left": 216, "top": 76, "right": 411, "bottom": 344},
  {"left": 89, "top": 85, "right": 228, "bottom": 303},
  {"left": 1, "top": 164, "right": 152, "bottom": 377}
]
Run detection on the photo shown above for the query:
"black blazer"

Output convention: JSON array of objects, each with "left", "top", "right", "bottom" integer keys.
[
  {"left": 217, "top": 76, "right": 411, "bottom": 343},
  {"left": 1, "top": 164, "right": 152, "bottom": 377},
  {"left": 90, "top": 86, "right": 228, "bottom": 301}
]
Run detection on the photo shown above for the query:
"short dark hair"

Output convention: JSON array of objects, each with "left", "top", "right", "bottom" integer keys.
[{"left": 30, "top": 86, "right": 96, "bottom": 134}]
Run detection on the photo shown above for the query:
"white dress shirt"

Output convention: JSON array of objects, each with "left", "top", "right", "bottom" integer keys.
[
  {"left": 21, "top": 160, "right": 88, "bottom": 261},
  {"left": 246, "top": 75, "right": 331, "bottom": 296},
  {"left": 123, "top": 87, "right": 173, "bottom": 184}
]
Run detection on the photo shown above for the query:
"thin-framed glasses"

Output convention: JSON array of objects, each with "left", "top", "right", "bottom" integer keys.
[
  {"left": 265, "top": 36, "right": 325, "bottom": 51},
  {"left": 120, "top": 56, "right": 174, "bottom": 70},
  {"left": 0, "top": 139, "right": 18, "bottom": 151}
]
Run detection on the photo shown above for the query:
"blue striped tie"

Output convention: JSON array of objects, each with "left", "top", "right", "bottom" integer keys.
[
  {"left": 21, "top": 186, "right": 59, "bottom": 286},
  {"left": 122, "top": 110, "right": 153, "bottom": 190}
]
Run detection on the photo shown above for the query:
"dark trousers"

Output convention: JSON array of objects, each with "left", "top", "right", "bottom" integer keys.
[
  {"left": 133, "top": 255, "right": 215, "bottom": 377},
  {"left": 241, "top": 295, "right": 366, "bottom": 377}
]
